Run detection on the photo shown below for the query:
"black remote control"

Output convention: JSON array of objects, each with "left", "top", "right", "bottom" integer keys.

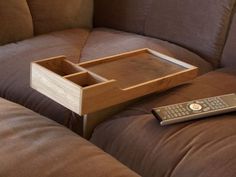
[{"left": 152, "top": 93, "right": 236, "bottom": 126}]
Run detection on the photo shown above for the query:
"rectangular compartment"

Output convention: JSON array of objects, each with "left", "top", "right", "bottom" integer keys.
[
  {"left": 65, "top": 72, "right": 106, "bottom": 88},
  {"left": 80, "top": 51, "right": 187, "bottom": 89},
  {"left": 35, "top": 56, "right": 83, "bottom": 76}
]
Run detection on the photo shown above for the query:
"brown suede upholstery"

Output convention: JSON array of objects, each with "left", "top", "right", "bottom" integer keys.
[
  {"left": 1, "top": 1, "right": 236, "bottom": 177},
  {"left": 94, "top": 0, "right": 152, "bottom": 34},
  {"left": 81, "top": 28, "right": 213, "bottom": 75},
  {"left": 0, "top": 27, "right": 213, "bottom": 133},
  {"left": 222, "top": 12, "right": 236, "bottom": 67},
  {"left": 27, "top": 0, "right": 93, "bottom": 35},
  {"left": 0, "top": 0, "right": 33, "bottom": 45},
  {"left": 91, "top": 68, "right": 236, "bottom": 177},
  {"left": 144, "top": 0, "right": 236, "bottom": 67},
  {"left": 0, "top": 29, "right": 89, "bottom": 130},
  {"left": 0, "top": 98, "right": 139, "bottom": 177},
  {"left": 94, "top": 0, "right": 236, "bottom": 67}
]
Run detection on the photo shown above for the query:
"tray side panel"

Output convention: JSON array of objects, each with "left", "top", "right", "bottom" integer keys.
[
  {"left": 31, "top": 63, "right": 83, "bottom": 115},
  {"left": 79, "top": 48, "right": 147, "bottom": 67},
  {"left": 82, "top": 68, "right": 198, "bottom": 114}
]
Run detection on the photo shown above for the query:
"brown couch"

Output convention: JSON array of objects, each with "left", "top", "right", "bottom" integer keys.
[
  {"left": 0, "top": 0, "right": 236, "bottom": 176},
  {"left": 91, "top": 1, "right": 236, "bottom": 177},
  {"left": 0, "top": 98, "right": 139, "bottom": 177}
]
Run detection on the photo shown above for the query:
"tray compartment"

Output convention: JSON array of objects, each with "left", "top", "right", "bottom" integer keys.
[
  {"left": 80, "top": 50, "right": 187, "bottom": 89},
  {"left": 66, "top": 72, "right": 106, "bottom": 88},
  {"left": 36, "top": 56, "right": 82, "bottom": 76}
]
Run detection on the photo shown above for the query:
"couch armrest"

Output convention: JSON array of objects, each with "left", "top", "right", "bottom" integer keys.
[{"left": 0, "top": 98, "right": 139, "bottom": 177}]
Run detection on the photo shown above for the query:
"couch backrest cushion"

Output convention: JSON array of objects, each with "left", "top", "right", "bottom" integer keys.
[
  {"left": 94, "top": 0, "right": 152, "bottom": 34},
  {"left": 0, "top": 0, "right": 33, "bottom": 45},
  {"left": 222, "top": 9, "right": 236, "bottom": 67},
  {"left": 27, "top": 0, "right": 93, "bottom": 35},
  {"left": 144, "top": 0, "right": 236, "bottom": 67},
  {"left": 94, "top": 0, "right": 236, "bottom": 67}
]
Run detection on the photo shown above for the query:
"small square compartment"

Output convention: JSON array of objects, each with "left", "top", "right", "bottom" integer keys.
[
  {"left": 36, "top": 56, "right": 82, "bottom": 76},
  {"left": 66, "top": 72, "right": 105, "bottom": 88}
]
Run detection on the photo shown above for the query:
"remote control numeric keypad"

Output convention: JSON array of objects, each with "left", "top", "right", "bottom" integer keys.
[{"left": 152, "top": 94, "right": 236, "bottom": 125}]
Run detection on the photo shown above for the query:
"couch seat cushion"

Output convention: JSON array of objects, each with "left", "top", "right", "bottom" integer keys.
[
  {"left": 0, "top": 28, "right": 89, "bottom": 130},
  {"left": 0, "top": 98, "right": 139, "bottom": 177},
  {"left": 81, "top": 28, "right": 213, "bottom": 75},
  {"left": 0, "top": 0, "right": 33, "bottom": 45},
  {"left": 91, "top": 67, "right": 236, "bottom": 177}
]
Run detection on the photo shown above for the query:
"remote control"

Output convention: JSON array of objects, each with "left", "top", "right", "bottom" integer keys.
[{"left": 152, "top": 93, "right": 236, "bottom": 126}]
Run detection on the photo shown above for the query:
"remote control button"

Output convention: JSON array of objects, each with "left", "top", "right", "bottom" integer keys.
[
  {"left": 189, "top": 103, "right": 202, "bottom": 111},
  {"left": 203, "top": 107, "right": 211, "bottom": 112},
  {"left": 196, "top": 100, "right": 204, "bottom": 104}
]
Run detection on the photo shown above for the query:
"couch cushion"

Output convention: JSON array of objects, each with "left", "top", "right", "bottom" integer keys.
[
  {"left": 222, "top": 11, "right": 236, "bottom": 67},
  {"left": 144, "top": 0, "right": 236, "bottom": 67},
  {"left": 0, "top": 98, "right": 139, "bottom": 177},
  {"left": 0, "top": 0, "right": 33, "bottom": 45},
  {"left": 91, "top": 68, "right": 236, "bottom": 177},
  {"left": 94, "top": 0, "right": 236, "bottom": 67},
  {"left": 94, "top": 0, "right": 152, "bottom": 34},
  {"left": 0, "top": 29, "right": 89, "bottom": 131},
  {"left": 81, "top": 28, "right": 213, "bottom": 75},
  {"left": 27, "top": 0, "right": 93, "bottom": 35}
]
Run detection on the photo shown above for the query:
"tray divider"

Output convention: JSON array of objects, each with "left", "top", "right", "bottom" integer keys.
[
  {"left": 78, "top": 48, "right": 148, "bottom": 68},
  {"left": 63, "top": 71, "right": 88, "bottom": 79},
  {"left": 66, "top": 72, "right": 90, "bottom": 87},
  {"left": 122, "top": 68, "right": 196, "bottom": 91},
  {"left": 72, "top": 65, "right": 109, "bottom": 82},
  {"left": 88, "top": 72, "right": 109, "bottom": 82},
  {"left": 62, "top": 60, "right": 84, "bottom": 74}
]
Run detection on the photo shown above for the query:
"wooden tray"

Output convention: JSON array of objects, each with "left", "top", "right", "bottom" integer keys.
[{"left": 31, "top": 48, "right": 198, "bottom": 115}]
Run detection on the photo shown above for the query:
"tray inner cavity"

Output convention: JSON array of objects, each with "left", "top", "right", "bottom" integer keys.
[
  {"left": 66, "top": 72, "right": 105, "bottom": 88},
  {"left": 38, "top": 59, "right": 82, "bottom": 76},
  {"left": 83, "top": 53, "right": 186, "bottom": 89}
]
